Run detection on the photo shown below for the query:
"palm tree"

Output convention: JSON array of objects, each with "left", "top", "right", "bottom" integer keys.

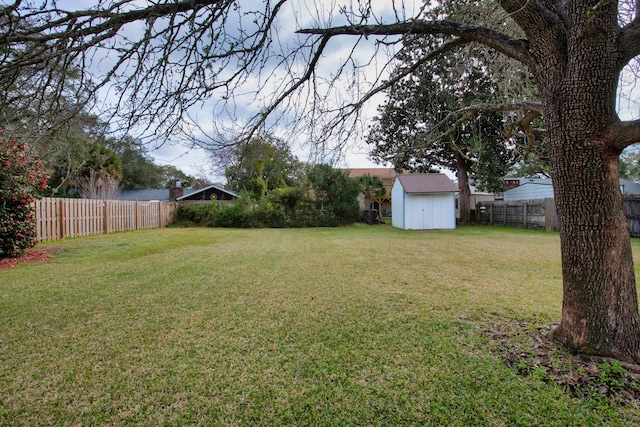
[{"left": 357, "top": 174, "right": 386, "bottom": 213}]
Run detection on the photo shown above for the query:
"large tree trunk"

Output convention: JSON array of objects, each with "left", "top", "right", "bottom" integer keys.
[
  {"left": 548, "top": 112, "right": 640, "bottom": 361},
  {"left": 533, "top": 4, "right": 640, "bottom": 362},
  {"left": 456, "top": 153, "right": 471, "bottom": 224}
]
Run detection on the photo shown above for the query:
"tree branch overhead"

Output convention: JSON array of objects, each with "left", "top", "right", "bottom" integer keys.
[{"left": 297, "top": 20, "right": 535, "bottom": 68}]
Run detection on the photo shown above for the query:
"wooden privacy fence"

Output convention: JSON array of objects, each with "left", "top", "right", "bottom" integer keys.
[
  {"left": 33, "top": 197, "right": 178, "bottom": 242},
  {"left": 624, "top": 195, "right": 640, "bottom": 237},
  {"left": 477, "top": 196, "right": 640, "bottom": 236},
  {"left": 477, "top": 198, "right": 558, "bottom": 232}
]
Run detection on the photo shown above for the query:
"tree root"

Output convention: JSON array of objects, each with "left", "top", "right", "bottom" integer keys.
[{"left": 478, "top": 317, "right": 640, "bottom": 403}]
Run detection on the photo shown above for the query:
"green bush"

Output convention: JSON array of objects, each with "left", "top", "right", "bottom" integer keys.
[
  {"left": 0, "top": 135, "right": 49, "bottom": 258},
  {"left": 174, "top": 202, "right": 220, "bottom": 225},
  {"left": 176, "top": 183, "right": 361, "bottom": 229}
]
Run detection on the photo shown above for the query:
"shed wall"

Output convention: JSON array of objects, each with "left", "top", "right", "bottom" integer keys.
[{"left": 391, "top": 180, "right": 405, "bottom": 229}]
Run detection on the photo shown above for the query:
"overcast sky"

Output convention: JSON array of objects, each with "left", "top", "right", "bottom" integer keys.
[{"left": 87, "top": 0, "right": 423, "bottom": 181}]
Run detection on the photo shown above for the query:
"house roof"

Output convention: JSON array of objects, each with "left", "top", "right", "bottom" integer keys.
[
  {"left": 119, "top": 188, "right": 199, "bottom": 201},
  {"left": 515, "top": 178, "right": 552, "bottom": 185},
  {"left": 342, "top": 168, "right": 400, "bottom": 180},
  {"left": 504, "top": 177, "right": 552, "bottom": 185},
  {"left": 176, "top": 184, "right": 239, "bottom": 200},
  {"left": 395, "top": 173, "right": 459, "bottom": 193},
  {"left": 620, "top": 179, "right": 640, "bottom": 195}
]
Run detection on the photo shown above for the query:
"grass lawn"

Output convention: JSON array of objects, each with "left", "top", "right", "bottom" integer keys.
[{"left": 1, "top": 225, "right": 640, "bottom": 425}]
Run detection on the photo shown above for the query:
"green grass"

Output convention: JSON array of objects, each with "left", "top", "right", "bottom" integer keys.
[{"left": 1, "top": 225, "right": 639, "bottom": 425}]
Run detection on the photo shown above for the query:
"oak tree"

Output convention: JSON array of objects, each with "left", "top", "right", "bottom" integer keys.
[
  {"left": 220, "top": 136, "right": 303, "bottom": 200},
  {"left": 367, "top": 37, "right": 516, "bottom": 223}
]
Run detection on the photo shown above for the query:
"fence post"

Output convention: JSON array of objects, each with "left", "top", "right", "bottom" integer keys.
[
  {"left": 103, "top": 200, "right": 109, "bottom": 234},
  {"left": 60, "top": 199, "right": 66, "bottom": 239},
  {"left": 34, "top": 199, "right": 41, "bottom": 242},
  {"left": 523, "top": 203, "right": 528, "bottom": 229},
  {"left": 504, "top": 203, "right": 507, "bottom": 225},
  {"left": 158, "top": 202, "right": 164, "bottom": 228},
  {"left": 135, "top": 202, "right": 139, "bottom": 230}
]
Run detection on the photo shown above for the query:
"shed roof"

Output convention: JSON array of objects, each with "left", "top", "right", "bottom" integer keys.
[{"left": 396, "top": 173, "right": 458, "bottom": 193}]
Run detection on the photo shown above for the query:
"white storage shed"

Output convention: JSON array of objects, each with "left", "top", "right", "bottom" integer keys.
[{"left": 391, "top": 173, "right": 459, "bottom": 230}]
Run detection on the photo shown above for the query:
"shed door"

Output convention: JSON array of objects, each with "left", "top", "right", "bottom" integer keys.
[
  {"left": 419, "top": 196, "right": 434, "bottom": 229},
  {"left": 406, "top": 194, "right": 454, "bottom": 230},
  {"left": 406, "top": 195, "right": 433, "bottom": 230}
]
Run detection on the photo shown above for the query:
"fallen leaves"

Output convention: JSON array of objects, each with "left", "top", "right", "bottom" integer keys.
[
  {"left": 0, "top": 249, "right": 51, "bottom": 269},
  {"left": 479, "top": 317, "right": 640, "bottom": 404}
]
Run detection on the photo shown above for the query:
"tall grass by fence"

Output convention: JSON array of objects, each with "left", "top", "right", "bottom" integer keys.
[
  {"left": 33, "top": 198, "right": 178, "bottom": 242},
  {"left": 477, "top": 196, "right": 640, "bottom": 237}
]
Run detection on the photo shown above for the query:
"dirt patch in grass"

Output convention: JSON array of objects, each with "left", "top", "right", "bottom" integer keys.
[
  {"left": 0, "top": 248, "right": 52, "bottom": 269},
  {"left": 480, "top": 317, "right": 640, "bottom": 405}
]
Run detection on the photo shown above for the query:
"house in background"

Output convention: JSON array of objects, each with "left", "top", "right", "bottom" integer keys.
[
  {"left": 502, "top": 177, "right": 640, "bottom": 201},
  {"left": 619, "top": 179, "right": 640, "bottom": 195},
  {"left": 502, "top": 178, "right": 553, "bottom": 201},
  {"left": 343, "top": 168, "right": 404, "bottom": 216},
  {"left": 175, "top": 184, "right": 239, "bottom": 203},
  {"left": 391, "top": 173, "right": 458, "bottom": 230},
  {"left": 119, "top": 184, "right": 238, "bottom": 202},
  {"left": 119, "top": 188, "right": 190, "bottom": 201}
]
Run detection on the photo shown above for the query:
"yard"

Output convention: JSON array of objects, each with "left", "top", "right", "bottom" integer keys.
[{"left": 1, "top": 225, "right": 640, "bottom": 425}]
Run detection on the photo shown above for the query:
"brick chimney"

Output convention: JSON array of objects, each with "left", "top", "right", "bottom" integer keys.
[{"left": 169, "top": 181, "right": 184, "bottom": 201}]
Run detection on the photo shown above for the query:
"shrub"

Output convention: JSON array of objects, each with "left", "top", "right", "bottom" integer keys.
[
  {"left": 176, "top": 180, "right": 362, "bottom": 229},
  {"left": 174, "top": 202, "right": 221, "bottom": 226},
  {"left": 0, "top": 134, "right": 49, "bottom": 258}
]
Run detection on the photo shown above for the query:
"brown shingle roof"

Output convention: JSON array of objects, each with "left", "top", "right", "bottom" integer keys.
[
  {"left": 396, "top": 173, "right": 458, "bottom": 193},
  {"left": 342, "top": 168, "right": 399, "bottom": 180}
]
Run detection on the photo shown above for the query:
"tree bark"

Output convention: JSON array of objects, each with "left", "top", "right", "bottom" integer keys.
[
  {"left": 456, "top": 153, "right": 471, "bottom": 224},
  {"left": 529, "top": 3, "right": 640, "bottom": 362}
]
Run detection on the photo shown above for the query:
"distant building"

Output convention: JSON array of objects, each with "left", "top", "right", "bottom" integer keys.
[
  {"left": 342, "top": 168, "right": 404, "bottom": 216},
  {"left": 119, "top": 184, "right": 238, "bottom": 202},
  {"left": 502, "top": 178, "right": 553, "bottom": 201},
  {"left": 461, "top": 184, "right": 496, "bottom": 220},
  {"left": 175, "top": 184, "right": 239, "bottom": 202},
  {"left": 501, "top": 177, "right": 640, "bottom": 201},
  {"left": 119, "top": 188, "right": 192, "bottom": 201}
]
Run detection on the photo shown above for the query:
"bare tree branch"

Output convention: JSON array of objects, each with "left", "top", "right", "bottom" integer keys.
[
  {"left": 621, "top": 19, "right": 640, "bottom": 61},
  {"left": 297, "top": 20, "right": 535, "bottom": 68},
  {"left": 349, "top": 38, "right": 467, "bottom": 111},
  {"left": 423, "top": 101, "right": 544, "bottom": 153},
  {"left": 0, "top": 0, "right": 288, "bottom": 143},
  {"left": 248, "top": 34, "right": 332, "bottom": 140}
]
